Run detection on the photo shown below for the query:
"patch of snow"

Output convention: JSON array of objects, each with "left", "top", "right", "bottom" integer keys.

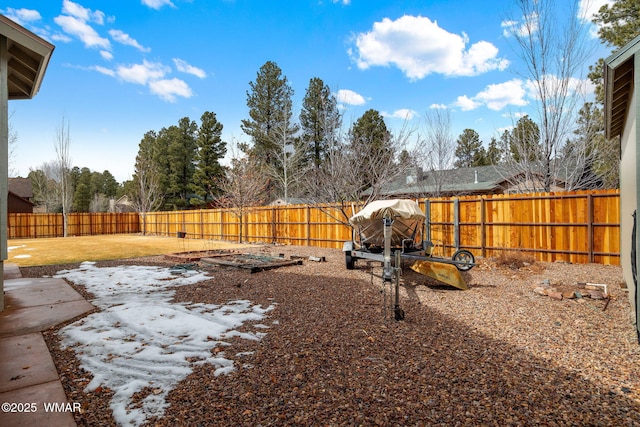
[
  {"left": 13, "top": 254, "right": 31, "bottom": 259},
  {"left": 55, "top": 262, "right": 275, "bottom": 427}
]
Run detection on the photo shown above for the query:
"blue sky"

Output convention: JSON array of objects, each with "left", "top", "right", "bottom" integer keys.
[{"left": 3, "top": 0, "right": 612, "bottom": 182}]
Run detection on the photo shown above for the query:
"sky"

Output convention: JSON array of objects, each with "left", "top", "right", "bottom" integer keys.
[
  {"left": 2, "top": 0, "right": 614, "bottom": 183},
  {"left": 50, "top": 261, "right": 275, "bottom": 426}
]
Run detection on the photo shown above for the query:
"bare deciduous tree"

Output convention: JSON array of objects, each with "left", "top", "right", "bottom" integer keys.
[
  {"left": 29, "top": 162, "right": 62, "bottom": 212},
  {"left": 54, "top": 117, "right": 73, "bottom": 237},
  {"left": 502, "top": 0, "right": 594, "bottom": 191},
  {"left": 558, "top": 102, "right": 609, "bottom": 190},
  {"left": 8, "top": 112, "right": 18, "bottom": 177},
  {"left": 302, "top": 120, "right": 416, "bottom": 225},
  {"left": 412, "top": 108, "right": 455, "bottom": 197},
  {"left": 265, "top": 100, "right": 304, "bottom": 200},
  {"left": 131, "top": 159, "right": 164, "bottom": 235},
  {"left": 216, "top": 147, "right": 267, "bottom": 243},
  {"left": 498, "top": 115, "right": 548, "bottom": 193}
]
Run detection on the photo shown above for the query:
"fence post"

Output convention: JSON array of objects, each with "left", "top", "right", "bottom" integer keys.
[
  {"left": 272, "top": 207, "right": 276, "bottom": 244},
  {"left": 424, "top": 199, "right": 431, "bottom": 244},
  {"left": 481, "top": 197, "right": 486, "bottom": 258},
  {"left": 306, "top": 205, "right": 311, "bottom": 247},
  {"left": 454, "top": 198, "right": 460, "bottom": 251},
  {"left": 588, "top": 194, "right": 594, "bottom": 263}
]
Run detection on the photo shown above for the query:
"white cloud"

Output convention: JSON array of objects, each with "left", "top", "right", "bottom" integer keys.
[
  {"left": 109, "top": 29, "right": 151, "bottom": 52},
  {"left": 62, "top": 0, "right": 105, "bottom": 25},
  {"left": 579, "top": 0, "right": 614, "bottom": 37},
  {"left": 2, "top": 8, "right": 41, "bottom": 26},
  {"left": 54, "top": 14, "right": 111, "bottom": 49},
  {"left": 93, "top": 65, "right": 115, "bottom": 77},
  {"left": 579, "top": 0, "right": 613, "bottom": 21},
  {"left": 335, "top": 89, "right": 366, "bottom": 105},
  {"left": 476, "top": 79, "right": 529, "bottom": 110},
  {"left": 149, "top": 78, "right": 193, "bottom": 102},
  {"left": 454, "top": 95, "right": 481, "bottom": 111},
  {"left": 142, "top": 0, "right": 176, "bottom": 10},
  {"left": 50, "top": 33, "right": 73, "bottom": 43},
  {"left": 100, "top": 50, "right": 114, "bottom": 61},
  {"left": 455, "top": 79, "right": 528, "bottom": 111},
  {"left": 97, "top": 60, "right": 194, "bottom": 102},
  {"left": 524, "top": 75, "right": 592, "bottom": 100},
  {"left": 333, "top": 0, "right": 351, "bottom": 5},
  {"left": 350, "top": 15, "right": 509, "bottom": 80},
  {"left": 173, "top": 58, "right": 207, "bottom": 79},
  {"left": 501, "top": 13, "right": 538, "bottom": 38},
  {"left": 116, "top": 60, "right": 170, "bottom": 85},
  {"left": 382, "top": 109, "right": 418, "bottom": 120},
  {"left": 429, "top": 103, "right": 448, "bottom": 110},
  {"left": 502, "top": 111, "right": 527, "bottom": 119}
]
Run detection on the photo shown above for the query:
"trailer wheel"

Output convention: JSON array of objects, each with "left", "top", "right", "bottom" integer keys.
[
  {"left": 452, "top": 250, "right": 475, "bottom": 271},
  {"left": 345, "top": 252, "right": 355, "bottom": 270}
]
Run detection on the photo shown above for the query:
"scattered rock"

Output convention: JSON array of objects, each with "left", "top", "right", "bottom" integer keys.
[{"left": 548, "top": 291, "right": 563, "bottom": 301}]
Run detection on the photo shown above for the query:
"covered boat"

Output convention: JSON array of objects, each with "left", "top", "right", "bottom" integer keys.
[{"left": 349, "top": 199, "right": 425, "bottom": 251}]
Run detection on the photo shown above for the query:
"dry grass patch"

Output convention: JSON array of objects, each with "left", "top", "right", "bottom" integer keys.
[
  {"left": 495, "top": 250, "right": 537, "bottom": 269},
  {"left": 7, "top": 234, "right": 251, "bottom": 267}
]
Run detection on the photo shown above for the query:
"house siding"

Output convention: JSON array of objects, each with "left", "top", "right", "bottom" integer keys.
[{"left": 620, "top": 88, "right": 637, "bottom": 314}]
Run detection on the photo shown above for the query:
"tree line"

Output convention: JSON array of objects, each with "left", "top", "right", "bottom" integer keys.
[{"left": 25, "top": 0, "right": 637, "bottom": 220}]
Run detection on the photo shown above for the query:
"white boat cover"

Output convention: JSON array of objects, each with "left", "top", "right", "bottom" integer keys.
[{"left": 349, "top": 199, "right": 425, "bottom": 225}]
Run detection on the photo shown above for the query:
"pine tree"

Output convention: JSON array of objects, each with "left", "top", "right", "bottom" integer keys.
[
  {"left": 349, "top": 109, "right": 392, "bottom": 193},
  {"left": 72, "top": 167, "right": 93, "bottom": 212},
  {"left": 101, "top": 170, "right": 119, "bottom": 198},
  {"left": 166, "top": 117, "right": 198, "bottom": 209},
  {"left": 241, "top": 61, "right": 296, "bottom": 169},
  {"left": 505, "top": 115, "right": 541, "bottom": 163},
  {"left": 191, "top": 111, "right": 227, "bottom": 203},
  {"left": 454, "top": 129, "right": 487, "bottom": 168},
  {"left": 300, "top": 77, "right": 341, "bottom": 168}
]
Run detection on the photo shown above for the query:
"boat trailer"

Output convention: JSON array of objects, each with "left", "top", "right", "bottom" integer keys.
[{"left": 343, "top": 199, "right": 475, "bottom": 320}]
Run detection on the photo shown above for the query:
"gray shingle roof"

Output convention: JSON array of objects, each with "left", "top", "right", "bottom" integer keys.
[
  {"left": 378, "top": 165, "right": 508, "bottom": 196},
  {"left": 8, "top": 177, "right": 33, "bottom": 199}
]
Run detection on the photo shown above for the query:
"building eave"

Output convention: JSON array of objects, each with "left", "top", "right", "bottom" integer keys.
[
  {"left": 0, "top": 14, "right": 55, "bottom": 100},
  {"left": 604, "top": 34, "right": 640, "bottom": 140}
]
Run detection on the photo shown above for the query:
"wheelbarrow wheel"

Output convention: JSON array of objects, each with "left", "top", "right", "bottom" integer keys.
[
  {"left": 345, "top": 252, "right": 355, "bottom": 270},
  {"left": 452, "top": 249, "right": 474, "bottom": 271}
]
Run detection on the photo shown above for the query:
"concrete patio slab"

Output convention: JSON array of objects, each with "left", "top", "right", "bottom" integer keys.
[
  {"left": 0, "top": 278, "right": 94, "bottom": 338},
  {"left": 0, "top": 333, "right": 59, "bottom": 393},
  {"left": 0, "top": 380, "right": 77, "bottom": 427},
  {"left": 0, "top": 263, "right": 94, "bottom": 427}
]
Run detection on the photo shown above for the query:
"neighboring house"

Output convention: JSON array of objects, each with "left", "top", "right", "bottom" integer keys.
[
  {"left": 269, "top": 198, "right": 313, "bottom": 206},
  {"left": 373, "top": 165, "right": 565, "bottom": 198},
  {"left": 113, "top": 195, "right": 136, "bottom": 212},
  {"left": 7, "top": 177, "right": 34, "bottom": 213},
  {"left": 8, "top": 191, "right": 33, "bottom": 213},
  {"left": 604, "top": 33, "right": 640, "bottom": 336}
]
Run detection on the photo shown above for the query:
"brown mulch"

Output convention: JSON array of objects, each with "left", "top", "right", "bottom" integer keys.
[{"left": 23, "top": 245, "right": 640, "bottom": 426}]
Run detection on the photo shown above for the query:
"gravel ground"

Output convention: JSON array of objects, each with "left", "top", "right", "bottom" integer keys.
[{"left": 22, "top": 245, "right": 640, "bottom": 426}]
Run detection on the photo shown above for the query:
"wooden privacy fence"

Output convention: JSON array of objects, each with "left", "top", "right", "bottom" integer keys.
[
  {"left": 421, "top": 189, "right": 620, "bottom": 265},
  {"left": 142, "top": 203, "right": 355, "bottom": 248},
  {"left": 7, "top": 212, "right": 141, "bottom": 239},
  {"left": 7, "top": 190, "right": 620, "bottom": 265},
  {"left": 141, "top": 189, "right": 620, "bottom": 266}
]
